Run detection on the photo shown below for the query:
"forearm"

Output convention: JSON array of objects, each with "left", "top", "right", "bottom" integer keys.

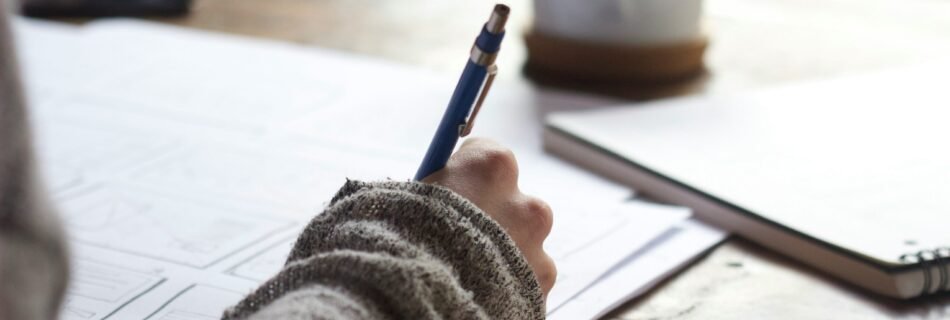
[{"left": 224, "top": 180, "right": 545, "bottom": 320}]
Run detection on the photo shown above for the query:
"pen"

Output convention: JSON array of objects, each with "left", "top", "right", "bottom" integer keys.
[{"left": 414, "top": 4, "right": 509, "bottom": 180}]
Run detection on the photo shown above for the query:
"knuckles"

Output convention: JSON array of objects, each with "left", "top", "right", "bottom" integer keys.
[
  {"left": 536, "top": 255, "right": 558, "bottom": 294},
  {"left": 455, "top": 139, "right": 558, "bottom": 294},
  {"left": 520, "top": 196, "right": 554, "bottom": 240},
  {"left": 468, "top": 147, "right": 519, "bottom": 184}
]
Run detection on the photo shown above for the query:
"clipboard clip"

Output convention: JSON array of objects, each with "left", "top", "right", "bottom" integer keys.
[{"left": 460, "top": 64, "right": 498, "bottom": 137}]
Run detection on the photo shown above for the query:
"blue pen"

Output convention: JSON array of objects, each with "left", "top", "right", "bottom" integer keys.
[{"left": 415, "top": 4, "right": 509, "bottom": 180}]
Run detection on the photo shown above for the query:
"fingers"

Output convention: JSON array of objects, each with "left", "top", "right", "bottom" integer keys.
[
  {"left": 452, "top": 138, "right": 519, "bottom": 191},
  {"left": 422, "top": 138, "right": 520, "bottom": 205},
  {"left": 419, "top": 137, "right": 557, "bottom": 297},
  {"left": 533, "top": 252, "right": 557, "bottom": 296},
  {"left": 516, "top": 195, "right": 557, "bottom": 296},
  {"left": 514, "top": 195, "right": 554, "bottom": 243}
]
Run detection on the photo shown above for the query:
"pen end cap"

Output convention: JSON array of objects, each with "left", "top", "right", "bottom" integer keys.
[
  {"left": 493, "top": 4, "right": 510, "bottom": 16},
  {"left": 487, "top": 4, "right": 510, "bottom": 33}
]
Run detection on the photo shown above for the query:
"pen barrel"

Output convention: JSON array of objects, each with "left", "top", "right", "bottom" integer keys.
[
  {"left": 470, "top": 26, "right": 506, "bottom": 67},
  {"left": 415, "top": 5, "right": 508, "bottom": 180},
  {"left": 476, "top": 26, "right": 506, "bottom": 54},
  {"left": 414, "top": 61, "right": 489, "bottom": 180}
]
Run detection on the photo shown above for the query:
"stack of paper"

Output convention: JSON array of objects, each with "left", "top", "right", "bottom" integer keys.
[{"left": 14, "top": 18, "right": 725, "bottom": 319}]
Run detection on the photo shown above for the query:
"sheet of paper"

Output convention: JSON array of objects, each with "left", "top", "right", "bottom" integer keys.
[
  {"left": 543, "top": 198, "right": 688, "bottom": 310},
  {"left": 548, "top": 218, "right": 727, "bottom": 320},
  {"left": 15, "top": 18, "right": 698, "bottom": 319}
]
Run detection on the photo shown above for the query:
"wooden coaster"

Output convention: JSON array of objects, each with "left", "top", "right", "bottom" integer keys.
[{"left": 524, "top": 30, "right": 708, "bottom": 83}]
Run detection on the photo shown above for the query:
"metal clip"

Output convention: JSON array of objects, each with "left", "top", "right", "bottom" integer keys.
[{"left": 460, "top": 64, "right": 498, "bottom": 137}]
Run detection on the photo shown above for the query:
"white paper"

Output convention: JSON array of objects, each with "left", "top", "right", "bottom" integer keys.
[
  {"left": 15, "top": 18, "right": 703, "bottom": 319},
  {"left": 543, "top": 200, "right": 688, "bottom": 310},
  {"left": 548, "top": 218, "right": 727, "bottom": 320}
]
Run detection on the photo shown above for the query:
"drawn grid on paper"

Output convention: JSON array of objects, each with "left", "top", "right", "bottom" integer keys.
[
  {"left": 32, "top": 120, "right": 177, "bottom": 193},
  {"left": 60, "top": 186, "right": 293, "bottom": 268},
  {"left": 61, "top": 259, "right": 165, "bottom": 320},
  {"left": 226, "top": 237, "right": 296, "bottom": 282},
  {"left": 146, "top": 284, "right": 245, "bottom": 320},
  {"left": 128, "top": 145, "right": 362, "bottom": 211}
]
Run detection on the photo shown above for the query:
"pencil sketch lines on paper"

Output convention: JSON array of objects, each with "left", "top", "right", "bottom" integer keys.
[
  {"left": 33, "top": 120, "right": 174, "bottom": 173},
  {"left": 31, "top": 120, "right": 177, "bottom": 193},
  {"left": 60, "top": 186, "right": 293, "bottom": 268},
  {"left": 145, "top": 285, "right": 245, "bottom": 320},
  {"left": 129, "top": 145, "right": 348, "bottom": 211},
  {"left": 97, "top": 57, "right": 341, "bottom": 132},
  {"left": 61, "top": 259, "right": 165, "bottom": 320},
  {"left": 41, "top": 163, "right": 84, "bottom": 193},
  {"left": 226, "top": 237, "right": 296, "bottom": 281}
]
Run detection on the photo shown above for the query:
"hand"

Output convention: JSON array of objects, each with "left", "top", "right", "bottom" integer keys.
[{"left": 422, "top": 138, "right": 556, "bottom": 297}]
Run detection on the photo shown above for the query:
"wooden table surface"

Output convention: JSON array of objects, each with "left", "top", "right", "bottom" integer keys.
[{"left": 142, "top": 0, "right": 950, "bottom": 318}]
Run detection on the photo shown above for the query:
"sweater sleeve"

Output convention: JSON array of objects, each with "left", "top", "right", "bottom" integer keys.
[
  {"left": 0, "top": 2, "right": 71, "bottom": 319},
  {"left": 222, "top": 180, "right": 545, "bottom": 320}
]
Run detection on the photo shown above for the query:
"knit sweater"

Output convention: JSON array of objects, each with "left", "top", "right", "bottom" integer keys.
[
  {"left": 223, "top": 180, "right": 545, "bottom": 319},
  {"left": 0, "top": 4, "right": 544, "bottom": 319},
  {"left": 0, "top": 3, "right": 71, "bottom": 320}
]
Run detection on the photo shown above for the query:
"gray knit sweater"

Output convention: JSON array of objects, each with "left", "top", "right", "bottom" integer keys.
[
  {"left": 0, "top": 4, "right": 544, "bottom": 319},
  {"left": 0, "top": 3, "right": 71, "bottom": 319},
  {"left": 223, "top": 180, "right": 545, "bottom": 319}
]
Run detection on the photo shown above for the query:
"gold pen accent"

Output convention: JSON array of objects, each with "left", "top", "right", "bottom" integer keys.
[{"left": 460, "top": 64, "right": 498, "bottom": 137}]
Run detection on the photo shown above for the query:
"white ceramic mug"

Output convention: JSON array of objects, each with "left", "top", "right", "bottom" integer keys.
[{"left": 533, "top": 0, "right": 703, "bottom": 45}]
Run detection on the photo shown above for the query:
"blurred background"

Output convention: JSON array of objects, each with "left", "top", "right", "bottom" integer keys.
[{"left": 27, "top": 0, "right": 950, "bottom": 100}]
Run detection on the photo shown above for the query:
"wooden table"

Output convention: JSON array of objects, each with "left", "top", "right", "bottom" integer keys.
[{"left": 144, "top": 0, "right": 950, "bottom": 318}]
